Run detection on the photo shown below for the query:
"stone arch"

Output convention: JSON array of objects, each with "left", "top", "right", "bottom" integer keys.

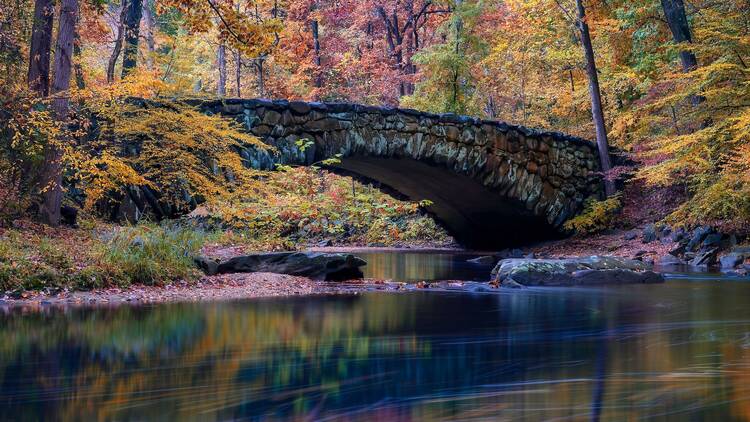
[{"left": 191, "top": 99, "right": 603, "bottom": 248}]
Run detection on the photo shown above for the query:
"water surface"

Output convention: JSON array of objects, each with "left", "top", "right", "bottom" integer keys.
[{"left": 2, "top": 253, "right": 750, "bottom": 421}]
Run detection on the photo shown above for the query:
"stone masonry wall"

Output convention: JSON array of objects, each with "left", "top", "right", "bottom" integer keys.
[{"left": 185, "top": 98, "right": 603, "bottom": 228}]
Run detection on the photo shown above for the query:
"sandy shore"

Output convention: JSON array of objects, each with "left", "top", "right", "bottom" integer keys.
[{"left": 0, "top": 272, "right": 407, "bottom": 309}]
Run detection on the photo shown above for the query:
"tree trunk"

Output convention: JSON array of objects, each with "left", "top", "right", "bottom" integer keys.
[
  {"left": 377, "top": 6, "right": 406, "bottom": 98},
  {"left": 107, "top": 0, "right": 127, "bottom": 84},
  {"left": 121, "top": 0, "right": 143, "bottom": 78},
  {"left": 27, "top": 0, "right": 55, "bottom": 96},
  {"left": 311, "top": 19, "right": 322, "bottom": 89},
  {"left": 660, "top": 0, "right": 698, "bottom": 73},
  {"left": 73, "top": 23, "right": 85, "bottom": 89},
  {"left": 234, "top": 49, "right": 242, "bottom": 98},
  {"left": 142, "top": 0, "right": 155, "bottom": 69},
  {"left": 39, "top": 0, "right": 78, "bottom": 226},
  {"left": 485, "top": 95, "right": 496, "bottom": 119},
  {"left": 217, "top": 43, "right": 227, "bottom": 96},
  {"left": 576, "top": 0, "right": 615, "bottom": 197},
  {"left": 255, "top": 58, "right": 265, "bottom": 97},
  {"left": 452, "top": 0, "right": 463, "bottom": 112},
  {"left": 660, "top": 0, "right": 703, "bottom": 107}
]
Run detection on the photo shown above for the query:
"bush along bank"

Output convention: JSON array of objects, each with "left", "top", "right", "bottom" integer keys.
[{"left": 0, "top": 222, "right": 212, "bottom": 297}]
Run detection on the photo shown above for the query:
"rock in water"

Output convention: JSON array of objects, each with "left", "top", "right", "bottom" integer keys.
[
  {"left": 195, "top": 252, "right": 367, "bottom": 280},
  {"left": 490, "top": 256, "right": 664, "bottom": 287},
  {"left": 659, "top": 254, "right": 685, "bottom": 266},
  {"left": 720, "top": 252, "right": 746, "bottom": 269},
  {"left": 690, "top": 248, "right": 718, "bottom": 267},
  {"left": 467, "top": 256, "right": 497, "bottom": 265}
]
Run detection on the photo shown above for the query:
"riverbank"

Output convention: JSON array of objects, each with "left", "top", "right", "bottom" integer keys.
[
  {"left": 0, "top": 272, "right": 409, "bottom": 309},
  {"left": 0, "top": 214, "right": 451, "bottom": 302},
  {"left": 3, "top": 181, "right": 745, "bottom": 307}
]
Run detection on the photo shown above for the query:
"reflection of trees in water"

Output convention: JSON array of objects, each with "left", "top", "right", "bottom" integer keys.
[
  {"left": 0, "top": 295, "right": 427, "bottom": 420},
  {"left": 360, "top": 252, "right": 460, "bottom": 282},
  {"left": 3, "top": 282, "right": 750, "bottom": 420}
]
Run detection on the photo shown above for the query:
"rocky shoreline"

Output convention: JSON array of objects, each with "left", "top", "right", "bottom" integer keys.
[
  {"left": 4, "top": 228, "right": 747, "bottom": 309},
  {"left": 0, "top": 272, "right": 411, "bottom": 309}
]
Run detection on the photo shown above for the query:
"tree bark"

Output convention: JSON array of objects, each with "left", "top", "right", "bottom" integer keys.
[
  {"left": 27, "top": 0, "right": 55, "bottom": 96},
  {"left": 451, "top": 0, "right": 463, "bottom": 112},
  {"left": 660, "top": 0, "right": 698, "bottom": 73},
  {"left": 142, "top": 0, "right": 155, "bottom": 69},
  {"left": 73, "top": 23, "right": 85, "bottom": 89},
  {"left": 255, "top": 58, "right": 265, "bottom": 97},
  {"left": 660, "top": 0, "right": 703, "bottom": 107},
  {"left": 311, "top": 19, "right": 322, "bottom": 89},
  {"left": 121, "top": 0, "right": 143, "bottom": 78},
  {"left": 234, "top": 49, "right": 242, "bottom": 98},
  {"left": 576, "top": 0, "right": 615, "bottom": 197},
  {"left": 217, "top": 43, "right": 227, "bottom": 96},
  {"left": 107, "top": 0, "right": 128, "bottom": 84},
  {"left": 39, "top": 0, "right": 78, "bottom": 226}
]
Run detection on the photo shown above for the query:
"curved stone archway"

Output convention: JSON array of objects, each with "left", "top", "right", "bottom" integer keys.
[{"left": 190, "top": 98, "right": 603, "bottom": 248}]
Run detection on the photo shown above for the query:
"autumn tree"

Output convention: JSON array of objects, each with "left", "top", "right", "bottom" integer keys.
[
  {"left": 575, "top": 0, "right": 614, "bottom": 196},
  {"left": 217, "top": 42, "right": 227, "bottom": 96},
  {"left": 107, "top": 0, "right": 128, "bottom": 83},
  {"left": 121, "top": 0, "right": 142, "bottom": 76},
  {"left": 28, "top": 0, "right": 55, "bottom": 96},
  {"left": 376, "top": 0, "right": 450, "bottom": 97},
  {"left": 660, "top": 0, "right": 697, "bottom": 74},
  {"left": 39, "top": 0, "right": 79, "bottom": 226},
  {"left": 401, "top": 0, "right": 486, "bottom": 114}
]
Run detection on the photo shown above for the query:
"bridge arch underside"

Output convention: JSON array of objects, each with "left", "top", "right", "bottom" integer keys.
[{"left": 333, "top": 156, "right": 561, "bottom": 249}]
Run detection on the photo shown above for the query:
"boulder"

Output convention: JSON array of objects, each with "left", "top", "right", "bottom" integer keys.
[
  {"left": 659, "top": 254, "right": 685, "bottom": 266},
  {"left": 61, "top": 205, "right": 79, "bottom": 227},
  {"left": 720, "top": 252, "right": 747, "bottom": 269},
  {"left": 501, "top": 278, "right": 526, "bottom": 288},
  {"left": 658, "top": 225, "right": 672, "bottom": 240},
  {"left": 195, "top": 252, "right": 367, "bottom": 280},
  {"left": 490, "top": 256, "right": 664, "bottom": 287},
  {"left": 570, "top": 268, "right": 664, "bottom": 285},
  {"left": 497, "top": 248, "right": 525, "bottom": 259},
  {"left": 690, "top": 248, "right": 718, "bottom": 267},
  {"left": 642, "top": 224, "right": 657, "bottom": 243},
  {"left": 467, "top": 255, "right": 497, "bottom": 265},
  {"left": 671, "top": 228, "right": 686, "bottom": 243},
  {"left": 685, "top": 226, "right": 714, "bottom": 252},
  {"left": 623, "top": 231, "right": 638, "bottom": 241},
  {"left": 702, "top": 233, "right": 724, "bottom": 248}
]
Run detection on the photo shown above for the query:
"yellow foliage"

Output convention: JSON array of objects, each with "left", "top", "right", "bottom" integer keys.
[
  {"left": 75, "top": 100, "right": 268, "bottom": 213},
  {"left": 563, "top": 194, "right": 623, "bottom": 235},
  {"left": 189, "top": 167, "right": 451, "bottom": 249}
]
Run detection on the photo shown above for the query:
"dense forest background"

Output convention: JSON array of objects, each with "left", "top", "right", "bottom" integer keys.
[{"left": 1, "top": 0, "right": 749, "bottom": 230}]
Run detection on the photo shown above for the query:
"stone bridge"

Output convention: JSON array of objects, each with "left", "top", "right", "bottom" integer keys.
[{"left": 190, "top": 99, "right": 603, "bottom": 248}]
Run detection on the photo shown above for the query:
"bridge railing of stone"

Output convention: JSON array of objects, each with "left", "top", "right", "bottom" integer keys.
[{"left": 172, "top": 98, "right": 603, "bottom": 229}]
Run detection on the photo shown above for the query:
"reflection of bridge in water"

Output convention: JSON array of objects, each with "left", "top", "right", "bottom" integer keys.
[{"left": 191, "top": 98, "right": 603, "bottom": 248}]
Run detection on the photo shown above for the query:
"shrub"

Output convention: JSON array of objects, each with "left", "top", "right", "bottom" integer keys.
[
  {"left": 75, "top": 100, "right": 266, "bottom": 215},
  {"left": 563, "top": 194, "right": 623, "bottom": 235},
  {"left": 190, "top": 167, "right": 452, "bottom": 248},
  {"left": 0, "top": 90, "right": 59, "bottom": 222},
  {"left": 0, "top": 232, "right": 65, "bottom": 292},
  {"left": 97, "top": 223, "right": 210, "bottom": 286}
]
